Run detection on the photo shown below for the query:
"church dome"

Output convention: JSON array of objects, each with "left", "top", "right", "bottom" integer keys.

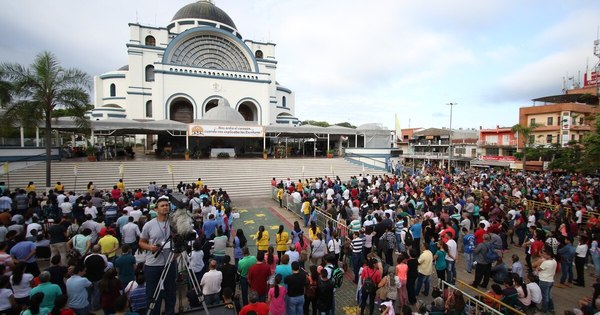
[
  {"left": 172, "top": 1, "right": 237, "bottom": 30},
  {"left": 203, "top": 98, "right": 245, "bottom": 122}
]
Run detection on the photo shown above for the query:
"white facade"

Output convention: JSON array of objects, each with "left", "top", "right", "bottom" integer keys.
[{"left": 92, "top": 0, "right": 298, "bottom": 126}]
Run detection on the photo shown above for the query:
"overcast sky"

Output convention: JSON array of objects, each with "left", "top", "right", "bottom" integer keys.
[{"left": 1, "top": 1, "right": 599, "bottom": 130}]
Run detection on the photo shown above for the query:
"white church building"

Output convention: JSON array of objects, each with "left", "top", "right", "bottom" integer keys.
[{"left": 91, "top": 0, "right": 299, "bottom": 127}]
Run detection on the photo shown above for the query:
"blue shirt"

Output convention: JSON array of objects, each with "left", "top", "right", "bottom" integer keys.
[
  {"left": 203, "top": 219, "right": 219, "bottom": 238},
  {"left": 409, "top": 223, "right": 422, "bottom": 239},
  {"left": 10, "top": 241, "right": 36, "bottom": 263},
  {"left": 275, "top": 264, "right": 293, "bottom": 288},
  {"left": 66, "top": 275, "right": 91, "bottom": 308},
  {"left": 115, "top": 254, "right": 136, "bottom": 285},
  {"left": 129, "top": 284, "right": 147, "bottom": 312}
]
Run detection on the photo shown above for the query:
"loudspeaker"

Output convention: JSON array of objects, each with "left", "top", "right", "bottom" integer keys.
[
  {"left": 169, "top": 192, "right": 188, "bottom": 209},
  {"left": 184, "top": 304, "right": 237, "bottom": 315}
]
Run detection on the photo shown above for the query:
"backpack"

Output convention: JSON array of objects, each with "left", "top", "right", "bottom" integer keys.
[
  {"left": 485, "top": 244, "right": 499, "bottom": 263},
  {"left": 362, "top": 269, "right": 377, "bottom": 293},
  {"left": 328, "top": 265, "right": 344, "bottom": 289},
  {"left": 404, "top": 229, "right": 413, "bottom": 247}
]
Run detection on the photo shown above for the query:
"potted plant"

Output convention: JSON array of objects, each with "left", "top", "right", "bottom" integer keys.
[
  {"left": 184, "top": 149, "right": 190, "bottom": 160},
  {"left": 326, "top": 149, "right": 334, "bottom": 158},
  {"left": 85, "top": 146, "right": 97, "bottom": 162},
  {"left": 262, "top": 150, "right": 268, "bottom": 160},
  {"left": 217, "top": 152, "right": 230, "bottom": 159}
]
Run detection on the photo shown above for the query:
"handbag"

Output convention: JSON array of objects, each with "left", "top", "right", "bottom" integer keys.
[
  {"left": 386, "top": 276, "right": 398, "bottom": 300},
  {"left": 376, "top": 284, "right": 388, "bottom": 300}
]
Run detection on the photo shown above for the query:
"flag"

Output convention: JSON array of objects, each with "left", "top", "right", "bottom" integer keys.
[
  {"left": 3, "top": 162, "right": 7, "bottom": 175},
  {"left": 119, "top": 162, "right": 124, "bottom": 177},
  {"left": 395, "top": 113, "right": 402, "bottom": 142},
  {"left": 73, "top": 164, "right": 79, "bottom": 176},
  {"left": 167, "top": 164, "right": 173, "bottom": 175}
]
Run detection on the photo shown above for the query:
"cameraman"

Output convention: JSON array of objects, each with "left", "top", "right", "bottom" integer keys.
[{"left": 139, "top": 197, "right": 176, "bottom": 315}]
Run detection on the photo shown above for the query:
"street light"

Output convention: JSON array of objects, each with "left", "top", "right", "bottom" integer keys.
[{"left": 446, "top": 102, "right": 457, "bottom": 173}]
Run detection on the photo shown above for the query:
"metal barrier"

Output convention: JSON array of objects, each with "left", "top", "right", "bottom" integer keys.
[
  {"left": 453, "top": 279, "right": 527, "bottom": 315},
  {"left": 437, "top": 280, "right": 505, "bottom": 315}
]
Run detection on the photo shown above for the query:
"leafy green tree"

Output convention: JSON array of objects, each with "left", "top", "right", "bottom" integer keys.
[
  {"left": 0, "top": 51, "right": 91, "bottom": 186},
  {"left": 0, "top": 69, "right": 12, "bottom": 106},
  {"left": 581, "top": 114, "right": 600, "bottom": 174},
  {"left": 511, "top": 123, "right": 540, "bottom": 173},
  {"left": 301, "top": 120, "right": 330, "bottom": 127},
  {"left": 334, "top": 122, "right": 357, "bottom": 129}
]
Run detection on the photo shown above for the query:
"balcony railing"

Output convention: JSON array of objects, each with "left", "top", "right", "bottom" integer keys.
[{"left": 477, "top": 140, "right": 517, "bottom": 146}]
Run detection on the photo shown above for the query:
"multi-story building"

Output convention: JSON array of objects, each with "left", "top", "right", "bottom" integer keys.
[
  {"left": 518, "top": 94, "right": 599, "bottom": 148},
  {"left": 478, "top": 126, "right": 517, "bottom": 157},
  {"left": 400, "top": 127, "right": 478, "bottom": 169}
]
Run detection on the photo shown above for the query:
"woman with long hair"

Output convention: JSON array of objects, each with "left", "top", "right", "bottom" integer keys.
[
  {"left": 395, "top": 253, "right": 409, "bottom": 309},
  {"left": 514, "top": 274, "right": 531, "bottom": 309},
  {"left": 309, "top": 221, "right": 320, "bottom": 241},
  {"left": 234, "top": 229, "right": 247, "bottom": 269},
  {"left": 267, "top": 274, "right": 286, "bottom": 315},
  {"left": 99, "top": 269, "right": 121, "bottom": 315},
  {"left": 295, "top": 235, "right": 310, "bottom": 268},
  {"left": 256, "top": 225, "right": 269, "bottom": 258},
  {"left": 10, "top": 262, "right": 33, "bottom": 308},
  {"left": 433, "top": 240, "right": 448, "bottom": 282},
  {"left": 276, "top": 225, "right": 289, "bottom": 261},
  {"left": 0, "top": 275, "right": 16, "bottom": 315},
  {"left": 265, "top": 246, "right": 278, "bottom": 275},
  {"left": 291, "top": 221, "right": 303, "bottom": 245},
  {"left": 86, "top": 182, "right": 94, "bottom": 194}
]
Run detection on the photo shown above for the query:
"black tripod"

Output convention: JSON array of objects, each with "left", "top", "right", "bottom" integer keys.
[{"left": 146, "top": 239, "right": 210, "bottom": 315}]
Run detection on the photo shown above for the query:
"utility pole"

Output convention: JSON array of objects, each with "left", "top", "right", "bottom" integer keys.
[{"left": 446, "top": 102, "right": 457, "bottom": 173}]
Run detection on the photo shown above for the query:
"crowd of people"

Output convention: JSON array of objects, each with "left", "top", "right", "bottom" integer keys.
[{"left": 0, "top": 164, "right": 598, "bottom": 315}]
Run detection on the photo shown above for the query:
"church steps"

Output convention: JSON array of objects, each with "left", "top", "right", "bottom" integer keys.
[{"left": 3, "top": 159, "right": 383, "bottom": 198}]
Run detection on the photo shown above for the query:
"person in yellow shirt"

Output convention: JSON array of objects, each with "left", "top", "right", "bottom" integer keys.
[
  {"left": 54, "top": 182, "right": 65, "bottom": 192},
  {"left": 296, "top": 180, "right": 303, "bottom": 192},
  {"left": 255, "top": 225, "right": 269, "bottom": 257},
  {"left": 116, "top": 179, "right": 125, "bottom": 192},
  {"left": 275, "top": 225, "right": 289, "bottom": 260},
  {"left": 87, "top": 182, "right": 94, "bottom": 194},
  {"left": 309, "top": 221, "right": 321, "bottom": 241},
  {"left": 195, "top": 178, "right": 203, "bottom": 189},
  {"left": 277, "top": 187, "right": 284, "bottom": 208},
  {"left": 25, "top": 181, "right": 36, "bottom": 192},
  {"left": 98, "top": 230, "right": 119, "bottom": 261},
  {"left": 302, "top": 200, "right": 311, "bottom": 227}
]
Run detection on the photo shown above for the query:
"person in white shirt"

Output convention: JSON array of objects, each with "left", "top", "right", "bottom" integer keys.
[
  {"left": 25, "top": 218, "right": 42, "bottom": 239},
  {"left": 445, "top": 232, "right": 458, "bottom": 285},
  {"left": 327, "top": 232, "right": 342, "bottom": 262},
  {"left": 574, "top": 236, "right": 589, "bottom": 287},
  {"left": 526, "top": 273, "right": 542, "bottom": 305},
  {"left": 575, "top": 209, "right": 583, "bottom": 225},
  {"left": 129, "top": 207, "right": 143, "bottom": 223},
  {"left": 60, "top": 197, "right": 73, "bottom": 217},
  {"left": 535, "top": 250, "right": 556, "bottom": 313},
  {"left": 84, "top": 202, "right": 98, "bottom": 219},
  {"left": 200, "top": 260, "right": 222, "bottom": 306},
  {"left": 189, "top": 194, "right": 202, "bottom": 213},
  {"left": 122, "top": 217, "right": 141, "bottom": 253},
  {"left": 190, "top": 242, "right": 205, "bottom": 282}
]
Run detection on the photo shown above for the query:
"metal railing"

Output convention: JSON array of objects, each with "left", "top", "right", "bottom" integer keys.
[
  {"left": 438, "top": 280, "right": 506, "bottom": 315},
  {"left": 344, "top": 152, "right": 387, "bottom": 170},
  {"left": 453, "top": 280, "right": 526, "bottom": 315}
]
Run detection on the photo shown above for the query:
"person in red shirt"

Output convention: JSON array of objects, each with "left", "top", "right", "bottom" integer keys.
[
  {"left": 474, "top": 223, "right": 487, "bottom": 245},
  {"left": 360, "top": 258, "right": 382, "bottom": 315},
  {"left": 239, "top": 290, "right": 269, "bottom": 315},
  {"left": 247, "top": 253, "right": 271, "bottom": 302}
]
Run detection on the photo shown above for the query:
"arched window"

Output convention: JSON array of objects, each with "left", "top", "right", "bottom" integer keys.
[
  {"left": 145, "top": 36, "right": 156, "bottom": 46},
  {"left": 145, "top": 65, "right": 155, "bottom": 82},
  {"left": 146, "top": 100, "right": 153, "bottom": 118},
  {"left": 255, "top": 50, "right": 263, "bottom": 58},
  {"left": 282, "top": 96, "right": 287, "bottom": 107},
  {"left": 109, "top": 84, "right": 116, "bottom": 97}
]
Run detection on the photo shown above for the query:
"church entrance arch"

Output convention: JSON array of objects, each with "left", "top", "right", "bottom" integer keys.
[
  {"left": 170, "top": 98, "right": 194, "bottom": 123},
  {"left": 237, "top": 101, "right": 259, "bottom": 122},
  {"left": 204, "top": 99, "right": 219, "bottom": 114}
]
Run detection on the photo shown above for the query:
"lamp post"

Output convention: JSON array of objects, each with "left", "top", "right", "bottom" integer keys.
[{"left": 446, "top": 102, "right": 457, "bottom": 173}]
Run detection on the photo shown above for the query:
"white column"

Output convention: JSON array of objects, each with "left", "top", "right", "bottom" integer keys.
[
  {"left": 36, "top": 128, "right": 40, "bottom": 147},
  {"left": 327, "top": 133, "right": 330, "bottom": 153},
  {"left": 20, "top": 127, "right": 24, "bottom": 147},
  {"left": 185, "top": 131, "right": 189, "bottom": 150},
  {"left": 363, "top": 134, "right": 367, "bottom": 147},
  {"left": 90, "top": 130, "right": 95, "bottom": 145},
  {"left": 355, "top": 134, "right": 358, "bottom": 148}
]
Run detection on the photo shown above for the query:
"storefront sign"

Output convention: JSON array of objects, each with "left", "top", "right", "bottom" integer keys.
[
  {"left": 188, "top": 125, "right": 264, "bottom": 137},
  {"left": 480, "top": 156, "right": 516, "bottom": 162}
]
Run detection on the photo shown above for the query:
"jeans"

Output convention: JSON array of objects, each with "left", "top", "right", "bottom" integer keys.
[
  {"left": 592, "top": 253, "right": 600, "bottom": 278},
  {"left": 72, "top": 305, "right": 90, "bottom": 315},
  {"left": 144, "top": 263, "right": 177, "bottom": 315},
  {"left": 446, "top": 260, "right": 456, "bottom": 284},
  {"left": 360, "top": 288, "right": 376, "bottom": 315},
  {"left": 304, "top": 214, "right": 310, "bottom": 227},
  {"left": 287, "top": 295, "right": 304, "bottom": 315},
  {"left": 414, "top": 273, "right": 430, "bottom": 296},
  {"left": 204, "top": 293, "right": 220, "bottom": 306},
  {"left": 464, "top": 252, "right": 473, "bottom": 273},
  {"left": 576, "top": 256, "right": 586, "bottom": 286},
  {"left": 560, "top": 260, "right": 573, "bottom": 284},
  {"left": 87, "top": 280, "right": 101, "bottom": 310},
  {"left": 352, "top": 253, "right": 362, "bottom": 284},
  {"left": 539, "top": 280, "right": 554, "bottom": 312},
  {"left": 240, "top": 276, "right": 249, "bottom": 305},
  {"left": 395, "top": 234, "right": 405, "bottom": 252}
]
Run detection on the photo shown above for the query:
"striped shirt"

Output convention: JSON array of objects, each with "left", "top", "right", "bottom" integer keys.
[
  {"left": 351, "top": 237, "right": 364, "bottom": 255},
  {"left": 129, "top": 284, "right": 147, "bottom": 311}
]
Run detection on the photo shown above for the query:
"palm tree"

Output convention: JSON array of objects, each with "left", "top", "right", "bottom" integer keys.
[
  {"left": 511, "top": 123, "right": 540, "bottom": 173},
  {"left": 0, "top": 51, "right": 90, "bottom": 187}
]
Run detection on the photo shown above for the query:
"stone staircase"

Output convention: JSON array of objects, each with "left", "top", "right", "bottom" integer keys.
[{"left": 1, "top": 158, "right": 384, "bottom": 198}]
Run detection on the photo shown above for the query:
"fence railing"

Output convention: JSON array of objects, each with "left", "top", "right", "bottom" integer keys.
[
  {"left": 452, "top": 279, "right": 527, "bottom": 315},
  {"left": 438, "top": 280, "right": 507, "bottom": 315}
]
